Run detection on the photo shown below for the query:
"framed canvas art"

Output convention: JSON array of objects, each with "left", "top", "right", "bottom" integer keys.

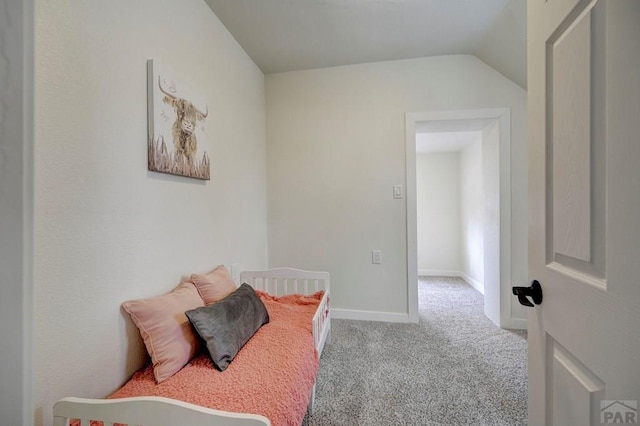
[{"left": 147, "top": 59, "right": 210, "bottom": 180}]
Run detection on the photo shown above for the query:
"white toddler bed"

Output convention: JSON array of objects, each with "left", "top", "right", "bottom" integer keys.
[{"left": 53, "top": 268, "right": 331, "bottom": 426}]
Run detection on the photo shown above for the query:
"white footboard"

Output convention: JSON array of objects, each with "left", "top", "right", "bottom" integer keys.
[{"left": 54, "top": 268, "right": 331, "bottom": 426}]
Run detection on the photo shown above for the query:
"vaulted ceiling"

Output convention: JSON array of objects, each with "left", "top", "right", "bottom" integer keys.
[{"left": 205, "top": 0, "right": 527, "bottom": 88}]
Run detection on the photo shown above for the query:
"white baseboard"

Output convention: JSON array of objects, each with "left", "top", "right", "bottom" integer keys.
[
  {"left": 331, "top": 309, "right": 410, "bottom": 323},
  {"left": 419, "top": 269, "right": 485, "bottom": 295},
  {"left": 418, "top": 269, "right": 460, "bottom": 277},
  {"left": 459, "top": 272, "right": 484, "bottom": 295}
]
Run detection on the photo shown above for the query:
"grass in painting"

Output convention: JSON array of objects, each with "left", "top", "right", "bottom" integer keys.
[{"left": 148, "top": 136, "right": 210, "bottom": 180}]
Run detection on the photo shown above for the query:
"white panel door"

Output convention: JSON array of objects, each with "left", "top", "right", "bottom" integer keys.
[{"left": 528, "top": 0, "right": 640, "bottom": 425}]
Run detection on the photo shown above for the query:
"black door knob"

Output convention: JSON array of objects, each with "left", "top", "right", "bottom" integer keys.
[{"left": 512, "top": 280, "right": 543, "bottom": 307}]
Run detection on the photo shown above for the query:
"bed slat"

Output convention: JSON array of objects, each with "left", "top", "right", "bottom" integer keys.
[{"left": 240, "top": 268, "right": 329, "bottom": 297}]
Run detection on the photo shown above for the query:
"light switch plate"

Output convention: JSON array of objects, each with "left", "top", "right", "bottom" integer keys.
[{"left": 393, "top": 185, "right": 403, "bottom": 199}]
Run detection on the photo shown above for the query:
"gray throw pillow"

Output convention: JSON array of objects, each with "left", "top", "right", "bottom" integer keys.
[{"left": 185, "top": 283, "right": 269, "bottom": 371}]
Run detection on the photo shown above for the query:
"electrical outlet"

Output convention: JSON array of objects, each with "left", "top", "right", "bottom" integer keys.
[
  {"left": 230, "top": 263, "right": 240, "bottom": 284},
  {"left": 372, "top": 250, "right": 382, "bottom": 264}
]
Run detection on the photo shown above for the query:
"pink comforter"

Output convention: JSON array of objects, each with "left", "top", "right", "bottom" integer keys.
[{"left": 107, "top": 291, "right": 323, "bottom": 426}]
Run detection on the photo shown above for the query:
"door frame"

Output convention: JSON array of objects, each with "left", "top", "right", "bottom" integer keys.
[
  {"left": 405, "top": 108, "right": 520, "bottom": 327},
  {"left": 0, "top": 0, "right": 34, "bottom": 425}
]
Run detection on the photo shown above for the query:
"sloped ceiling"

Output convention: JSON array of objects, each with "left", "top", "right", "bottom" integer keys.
[{"left": 205, "top": 0, "right": 527, "bottom": 88}]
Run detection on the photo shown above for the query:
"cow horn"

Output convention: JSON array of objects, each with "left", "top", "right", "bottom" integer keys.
[
  {"left": 196, "top": 105, "right": 209, "bottom": 119},
  {"left": 157, "top": 76, "right": 176, "bottom": 99}
]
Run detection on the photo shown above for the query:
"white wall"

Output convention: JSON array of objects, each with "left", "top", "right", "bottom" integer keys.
[
  {"left": 33, "top": 1, "right": 267, "bottom": 424},
  {"left": 266, "top": 55, "right": 527, "bottom": 320},
  {"left": 459, "top": 140, "right": 485, "bottom": 290},
  {"left": 0, "top": 1, "right": 31, "bottom": 424},
  {"left": 416, "top": 152, "right": 461, "bottom": 274}
]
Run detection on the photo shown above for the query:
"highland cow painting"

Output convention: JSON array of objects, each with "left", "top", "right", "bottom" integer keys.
[{"left": 147, "top": 59, "right": 210, "bottom": 180}]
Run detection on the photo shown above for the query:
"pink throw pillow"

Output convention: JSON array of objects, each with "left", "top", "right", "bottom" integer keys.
[
  {"left": 190, "top": 265, "right": 237, "bottom": 305},
  {"left": 122, "top": 282, "right": 204, "bottom": 383}
]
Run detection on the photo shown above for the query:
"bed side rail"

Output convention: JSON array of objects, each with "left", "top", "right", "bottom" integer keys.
[
  {"left": 53, "top": 396, "right": 270, "bottom": 426},
  {"left": 312, "top": 289, "right": 331, "bottom": 355}
]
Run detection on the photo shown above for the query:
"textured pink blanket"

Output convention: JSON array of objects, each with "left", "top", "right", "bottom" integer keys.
[{"left": 97, "top": 291, "right": 322, "bottom": 426}]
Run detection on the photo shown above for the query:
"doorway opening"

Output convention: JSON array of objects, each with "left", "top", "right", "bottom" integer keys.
[{"left": 405, "top": 109, "right": 520, "bottom": 328}]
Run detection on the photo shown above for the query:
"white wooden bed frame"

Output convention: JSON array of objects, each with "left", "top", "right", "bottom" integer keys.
[{"left": 53, "top": 268, "right": 331, "bottom": 426}]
